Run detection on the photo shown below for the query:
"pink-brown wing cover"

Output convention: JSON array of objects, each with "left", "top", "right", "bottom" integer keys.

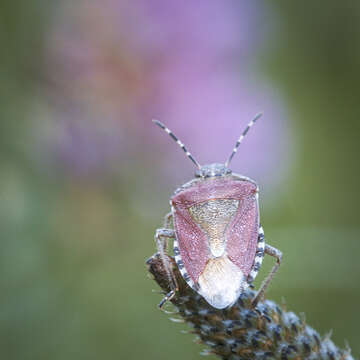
[{"left": 172, "top": 177, "right": 259, "bottom": 283}]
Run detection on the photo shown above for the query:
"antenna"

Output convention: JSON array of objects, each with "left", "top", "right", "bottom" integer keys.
[
  {"left": 152, "top": 120, "right": 201, "bottom": 169},
  {"left": 225, "top": 112, "right": 263, "bottom": 167}
]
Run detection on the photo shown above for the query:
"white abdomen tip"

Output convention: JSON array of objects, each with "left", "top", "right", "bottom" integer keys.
[{"left": 197, "top": 256, "right": 247, "bottom": 309}]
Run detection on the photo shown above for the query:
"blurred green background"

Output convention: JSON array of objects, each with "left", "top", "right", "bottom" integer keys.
[{"left": 1, "top": 1, "right": 359, "bottom": 359}]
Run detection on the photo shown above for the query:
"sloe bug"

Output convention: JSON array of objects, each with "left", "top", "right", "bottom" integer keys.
[{"left": 153, "top": 114, "right": 282, "bottom": 309}]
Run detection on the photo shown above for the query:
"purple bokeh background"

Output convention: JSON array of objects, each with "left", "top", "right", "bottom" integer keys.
[{"left": 44, "top": 0, "right": 293, "bottom": 189}]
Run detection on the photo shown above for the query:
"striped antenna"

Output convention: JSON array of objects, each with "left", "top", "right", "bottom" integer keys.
[
  {"left": 153, "top": 120, "right": 201, "bottom": 169},
  {"left": 225, "top": 112, "right": 263, "bottom": 167}
]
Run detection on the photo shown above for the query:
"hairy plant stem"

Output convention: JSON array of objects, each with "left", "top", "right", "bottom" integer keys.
[{"left": 146, "top": 254, "right": 354, "bottom": 360}]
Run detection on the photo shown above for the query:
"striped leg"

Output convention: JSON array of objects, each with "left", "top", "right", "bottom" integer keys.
[
  {"left": 247, "top": 226, "right": 266, "bottom": 285},
  {"left": 252, "top": 243, "right": 282, "bottom": 307},
  {"left": 155, "top": 228, "right": 178, "bottom": 308}
]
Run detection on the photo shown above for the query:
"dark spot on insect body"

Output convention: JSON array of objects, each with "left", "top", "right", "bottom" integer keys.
[
  {"left": 183, "top": 273, "right": 191, "bottom": 282},
  {"left": 173, "top": 247, "right": 180, "bottom": 255},
  {"left": 177, "top": 260, "right": 184, "bottom": 269}
]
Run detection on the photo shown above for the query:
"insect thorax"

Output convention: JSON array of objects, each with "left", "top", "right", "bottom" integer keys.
[
  {"left": 195, "top": 163, "right": 232, "bottom": 178},
  {"left": 172, "top": 172, "right": 258, "bottom": 198}
]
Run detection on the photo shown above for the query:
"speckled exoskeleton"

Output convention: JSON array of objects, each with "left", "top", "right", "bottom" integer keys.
[{"left": 153, "top": 114, "right": 282, "bottom": 309}]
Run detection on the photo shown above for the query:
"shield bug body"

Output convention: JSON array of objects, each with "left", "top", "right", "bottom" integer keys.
[{"left": 153, "top": 114, "right": 282, "bottom": 309}]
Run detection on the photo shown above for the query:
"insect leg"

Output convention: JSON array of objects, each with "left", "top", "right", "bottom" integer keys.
[
  {"left": 247, "top": 226, "right": 266, "bottom": 286},
  {"left": 163, "top": 212, "right": 173, "bottom": 229},
  {"left": 252, "top": 244, "right": 282, "bottom": 307},
  {"left": 157, "top": 213, "right": 173, "bottom": 253},
  {"left": 155, "top": 228, "right": 179, "bottom": 308}
]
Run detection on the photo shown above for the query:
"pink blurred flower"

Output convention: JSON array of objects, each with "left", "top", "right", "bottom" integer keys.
[{"left": 44, "top": 0, "right": 292, "bottom": 188}]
